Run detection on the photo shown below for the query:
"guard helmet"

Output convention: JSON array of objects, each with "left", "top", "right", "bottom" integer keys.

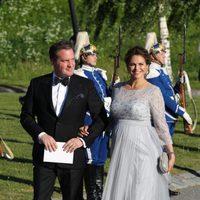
[
  {"left": 150, "top": 43, "right": 166, "bottom": 55},
  {"left": 80, "top": 44, "right": 97, "bottom": 56}
]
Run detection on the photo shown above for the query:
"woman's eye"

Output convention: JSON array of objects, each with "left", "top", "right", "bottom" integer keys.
[{"left": 130, "top": 63, "right": 135, "bottom": 67}]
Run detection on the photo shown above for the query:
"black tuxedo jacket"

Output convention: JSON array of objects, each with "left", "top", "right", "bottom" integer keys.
[{"left": 20, "top": 73, "right": 107, "bottom": 169}]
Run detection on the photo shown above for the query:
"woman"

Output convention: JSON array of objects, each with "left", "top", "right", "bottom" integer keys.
[{"left": 102, "top": 46, "right": 175, "bottom": 200}]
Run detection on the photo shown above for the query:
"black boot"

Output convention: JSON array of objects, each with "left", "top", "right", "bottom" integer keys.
[
  {"left": 95, "top": 166, "right": 104, "bottom": 200},
  {"left": 84, "top": 165, "right": 104, "bottom": 200}
]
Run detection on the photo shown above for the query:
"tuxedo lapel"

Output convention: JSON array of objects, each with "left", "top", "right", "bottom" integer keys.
[
  {"left": 59, "top": 75, "right": 81, "bottom": 116},
  {"left": 42, "top": 73, "right": 56, "bottom": 115}
]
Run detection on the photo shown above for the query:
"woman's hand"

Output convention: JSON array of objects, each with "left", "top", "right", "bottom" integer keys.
[
  {"left": 168, "top": 152, "right": 175, "bottom": 172},
  {"left": 79, "top": 126, "right": 89, "bottom": 137}
]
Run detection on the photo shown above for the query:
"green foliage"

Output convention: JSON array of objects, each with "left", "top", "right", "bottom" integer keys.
[
  {"left": 0, "top": 0, "right": 199, "bottom": 83},
  {"left": 0, "top": 61, "right": 52, "bottom": 87},
  {"left": 78, "top": 0, "right": 200, "bottom": 82},
  {"left": 0, "top": 0, "right": 71, "bottom": 64},
  {"left": 168, "top": 0, "right": 200, "bottom": 30}
]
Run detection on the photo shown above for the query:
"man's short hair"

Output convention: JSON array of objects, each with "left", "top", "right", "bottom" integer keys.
[{"left": 49, "top": 40, "right": 74, "bottom": 60}]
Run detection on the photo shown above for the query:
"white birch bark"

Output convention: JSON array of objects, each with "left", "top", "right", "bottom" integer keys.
[{"left": 159, "top": 16, "right": 173, "bottom": 81}]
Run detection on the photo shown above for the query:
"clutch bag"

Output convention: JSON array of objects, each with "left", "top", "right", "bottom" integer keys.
[{"left": 158, "top": 151, "right": 168, "bottom": 174}]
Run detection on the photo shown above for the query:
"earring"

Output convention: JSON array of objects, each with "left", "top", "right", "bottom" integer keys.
[{"left": 144, "top": 68, "right": 150, "bottom": 78}]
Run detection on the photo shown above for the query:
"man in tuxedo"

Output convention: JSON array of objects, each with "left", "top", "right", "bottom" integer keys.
[{"left": 20, "top": 40, "right": 107, "bottom": 200}]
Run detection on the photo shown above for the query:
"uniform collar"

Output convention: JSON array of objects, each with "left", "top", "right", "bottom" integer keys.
[
  {"left": 150, "top": 62, "right": 162, "bottom": 70},
  {"left": 82, "top": 64, "right": 96, "bottom": 72},
  {"left": 150, "top": 62, "right": 168, "bottom": 75}
]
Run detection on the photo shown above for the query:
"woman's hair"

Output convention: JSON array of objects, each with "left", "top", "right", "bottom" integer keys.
[{"left": 124, "top": 46, "right": 151, "bottom": 67}]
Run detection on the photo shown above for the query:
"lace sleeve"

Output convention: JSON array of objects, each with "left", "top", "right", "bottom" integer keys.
[{"left": 149, "top": 86, "right": 172, "bottom": 145}]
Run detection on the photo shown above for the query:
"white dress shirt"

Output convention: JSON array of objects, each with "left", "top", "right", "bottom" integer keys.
[
  {"left": 38, "top": 73, "right": 68, "bottom": 141},
  {"left": 52, "top": 73, "right": 68, "bottom": 116}
]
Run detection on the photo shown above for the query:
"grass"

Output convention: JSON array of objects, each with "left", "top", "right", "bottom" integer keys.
[
  {"left": 0, "top": 93, "right": 199, "bottom": 199},
  {"left": 0, "top": 93, "right": 61, "bottom": 199},
  {"left": 0, "top": 58, "right": 199, "bottom": 89},
  {"left": 0, "top": 62, "right": 52, "bottom": 88},
  {"left": 0, "top": 93, "right": 33, "bottom": 200}
]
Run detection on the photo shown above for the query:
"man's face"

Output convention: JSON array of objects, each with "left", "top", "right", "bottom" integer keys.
[
  {"left": 155, "top": 51, "right": 165, "bottom": 65},
  {"left": 84, "top": 54, "right": 97, "bottom": 66},
  {"left": 52, "top": 49, "right": 75, "bottom": 78}
]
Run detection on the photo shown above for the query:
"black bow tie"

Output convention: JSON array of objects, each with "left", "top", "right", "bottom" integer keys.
[{"left": 54, "top": 76, "right": 70, "bottom": 86}]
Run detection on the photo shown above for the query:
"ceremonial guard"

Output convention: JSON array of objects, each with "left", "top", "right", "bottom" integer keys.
[
  {"left": 146, "top": 43, "right": 192, "bottom": 137},
  {"left": 75, "top": 44, "right": 111, "bottom": 200}
]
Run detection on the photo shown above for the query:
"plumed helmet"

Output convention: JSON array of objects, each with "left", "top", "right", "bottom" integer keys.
[
  {"left": 150, "top": 43, "right": 166, "bottom": 54},
  {"left": 80, "top": 44, "right": 97, "bottom": 56}
]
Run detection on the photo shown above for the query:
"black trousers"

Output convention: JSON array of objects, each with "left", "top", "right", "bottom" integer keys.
[
  {"left": 84, "top": 165, "right": 104, "bottom": 200},
  {"left": 33, "top": 165, "right": 84, "bottom": 200}
]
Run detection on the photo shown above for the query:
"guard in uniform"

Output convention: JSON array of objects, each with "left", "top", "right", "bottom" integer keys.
[
  {"left": 75, "top": 44, "right": 111, "bottom": 200},
  {"left": 146, "top": 43, "right": 192, "bottom": 137},
  {"left": 146, "top": 43, "right": 193, "bottom": 197}
]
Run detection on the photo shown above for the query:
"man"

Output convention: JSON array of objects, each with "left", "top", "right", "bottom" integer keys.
[
  {"left": 20, "top": 40, "right": 107, "bottom": 200},
  {"left": 75, "top": 44, "right": 111, "bottom": 200},
  {"left": 146, "top": 43, "right": 192, "bottom": 196},
  {"left": 146, "top": 43, "right": 192, "bottom": 137}
]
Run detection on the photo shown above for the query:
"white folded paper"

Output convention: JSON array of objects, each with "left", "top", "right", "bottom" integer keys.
[{"left": 43, "top": 142, "right": 74, "bottom": 164}]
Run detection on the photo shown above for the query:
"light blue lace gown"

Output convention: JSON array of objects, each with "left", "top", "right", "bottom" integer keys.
[{"left": 102, "top": 83, "right": 172, "bottom": 200}]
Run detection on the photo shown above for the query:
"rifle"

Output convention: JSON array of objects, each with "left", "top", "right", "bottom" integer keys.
[
  {"left": 179, "top": 22, "right": 193, "bottom": 134},
  {"left": 111, "top": 27, "right": 121, "bottom": 86},
  {"left": 68, "top": 0, "right": 90, "bottom": 61}
]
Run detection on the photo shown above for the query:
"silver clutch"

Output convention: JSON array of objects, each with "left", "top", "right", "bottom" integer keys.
[{"left": 158, "top": 151, "right": 168, "bottom": 174}]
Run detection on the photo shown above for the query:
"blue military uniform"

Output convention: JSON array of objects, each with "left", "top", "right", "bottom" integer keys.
[
  {"left": 76, "top": 64, "right": 110, "bottom": 165},
  {"left": 146, "top": 62, "right": 185, "bottom": 136},
  {"left": 76, "top": 43, "right": 112, "bottom": 200},
  {"left": 75, "top": 63, "right": 111, "bottom": 200}
]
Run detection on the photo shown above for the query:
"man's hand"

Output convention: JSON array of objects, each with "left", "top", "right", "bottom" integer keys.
[
  {"left": 79, "top": 126, "right": 89, "bottom": 137},
  {"left": 40, "top": 133, "right": 57, "bottom": 152},
  {"left": 63, "top": 138, "right": 83, "bottom": 153},
  {"left": 183, "top": 112, "right": 192, "bottom": 125}
]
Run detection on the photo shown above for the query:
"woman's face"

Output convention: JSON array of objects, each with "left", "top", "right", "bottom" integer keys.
[
  {"left": 155, "top": 51, "right": 165, "bottom": 65},
  {"left": 83, "top": 54, "right": 97, "bottom": 66},
  {"left": 127, "top": 55, "right": 149, "bottom": 79}
]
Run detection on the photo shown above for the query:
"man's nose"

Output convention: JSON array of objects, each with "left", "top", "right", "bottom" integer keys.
[{"left": 68, "top": 60, "right": 74, "bottom": 67}]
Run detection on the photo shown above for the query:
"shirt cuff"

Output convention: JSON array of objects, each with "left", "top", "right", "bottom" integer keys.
[
  {"left": 38, "top": 132, "right": 46, "bottom": 144},
  {"left": 78, "top": 138, "right": 86, "bottom": 148}
]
